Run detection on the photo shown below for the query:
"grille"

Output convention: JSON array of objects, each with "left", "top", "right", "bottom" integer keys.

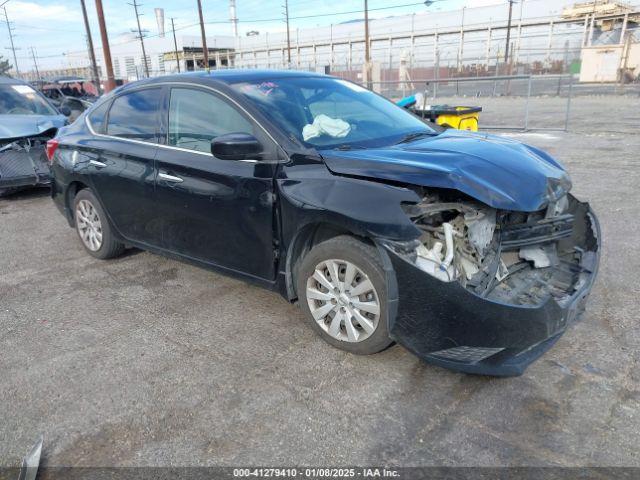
[
  {"left": 430, "top": 346, "right": 504, "bottom": 364},
  {"left": 0, "top": 145, "right": 47, "bottom": 178}
]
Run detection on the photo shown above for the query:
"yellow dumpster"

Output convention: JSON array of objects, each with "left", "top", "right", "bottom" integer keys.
[{"left": 423, "top": 105, "right": 483, "bottom": 132}]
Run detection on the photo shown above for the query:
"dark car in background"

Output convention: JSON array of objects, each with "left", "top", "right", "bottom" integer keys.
[
  {"left": 0, "top": 76, "right": 68, "bottom": 197},
  {"left": 47, "top": 70, "right": 600, "bottom": 376}
]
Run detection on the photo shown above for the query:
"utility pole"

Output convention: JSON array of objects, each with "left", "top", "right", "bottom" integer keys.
[
  {"left": 95, "top": 0, "right": 116, "bottom": 92},
  {"left": 170, "top": 17, "right": 180, "bottom": 73},
  {"left": 80, "top": 0, "right": 101, "bottom": 94},
  {"left": 196, "top": 0, "right": 209, "bottom": 71},
  {"left": 364, "top": 0, "right": 371, "bottom": 88},
  {"left": 130, "top": 0, "right": 149, "bottom": 77},
  {"left": 283, "top": 0, "right": 291, "bottom": 67},
  {"left": 504, "top": 0, "right": 515, "bottom": 67},
  {"left": 457, "top": 6, "right": 466, "bottom": 72},
  {"left": 3, "top": 6, "right": 20, "bottom": 78},
  {"left": 29, "top": 46, "right": 39, "bottom": 80}
]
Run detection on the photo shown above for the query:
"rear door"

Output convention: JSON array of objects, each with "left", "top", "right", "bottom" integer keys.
[
  {"left": 87, "top": 86, "right": 163, "bottom": 246},
  {"left": 154, "top": 85, "right": 280, "bottom": 280}
]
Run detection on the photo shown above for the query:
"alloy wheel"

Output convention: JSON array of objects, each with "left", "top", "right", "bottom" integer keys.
[
  {"left": 305, "top": 259, "right": 380, "bottom": 343},
  {"left": 76, "top": 199, "right": 103, "bottom": 251}
]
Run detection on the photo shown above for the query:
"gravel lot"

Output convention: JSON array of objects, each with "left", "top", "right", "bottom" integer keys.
[{"left": 1, "top": 95, "right": 639, "bottom": 468}]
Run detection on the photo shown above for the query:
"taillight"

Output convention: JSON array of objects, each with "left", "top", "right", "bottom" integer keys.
[{"left": 45, "top": 139, "right": 59, "bottom": 164}]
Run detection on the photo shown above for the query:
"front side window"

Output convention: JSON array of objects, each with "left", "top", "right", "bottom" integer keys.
[
  {"left": 106, "top": 88, "right": 161, "bottom": 142},
  {"left": 0, "top": 85, "right": 58, "bottom": 115},
  {"left": 168, "top": 87, "right": 254, "bottom": 153}
]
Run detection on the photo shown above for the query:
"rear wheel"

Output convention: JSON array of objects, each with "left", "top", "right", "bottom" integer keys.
[
  {"left": 296, "top": 235, "right": 393, "bottom": 355},
  {"left": 73, "top": 189, "right": 125, "bottom": 259}
]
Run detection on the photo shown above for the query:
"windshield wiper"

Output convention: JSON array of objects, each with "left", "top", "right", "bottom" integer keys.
[
  {"left": 333, "top": 144, "right": 365, "bottom": 151},
  {"left": 396, "top": 131, "right": 435, "bottom": 144}
]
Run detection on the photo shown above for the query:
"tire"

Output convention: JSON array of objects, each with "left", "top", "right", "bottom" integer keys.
[
  {"left": 73, "top": 188, "right": 125, "bottom": 260},
  {"left": 296, "top": 235, "right": 393, "bottom": 355}
]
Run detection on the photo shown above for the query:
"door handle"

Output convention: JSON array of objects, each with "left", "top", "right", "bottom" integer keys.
[
  {"left": 89, "top": 159, "right": 107, "bottom": 168},
  {"left": 158, "top": 172, "right": 183, "bottom": 183}
]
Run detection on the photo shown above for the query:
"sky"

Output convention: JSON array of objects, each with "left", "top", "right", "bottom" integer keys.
[{"left": 0, "top": 0, "right": 507, "bottom": 70}]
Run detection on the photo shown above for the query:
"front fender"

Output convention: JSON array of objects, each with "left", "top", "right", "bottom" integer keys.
[
  {"left": 278, "top": 164, "right": 422, "bottom": 243},
  {"left": 276, "top": 163, "right": 422, "bottom": 300}
]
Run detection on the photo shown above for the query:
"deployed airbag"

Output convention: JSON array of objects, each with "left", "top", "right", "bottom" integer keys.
[{"left": 302, "top": 114, "right": 350, "bottom": 141}]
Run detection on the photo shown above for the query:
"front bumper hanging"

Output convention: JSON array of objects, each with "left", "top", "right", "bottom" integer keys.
[{"left": 382, "top": 198, "right": 600, "bottom": 377}]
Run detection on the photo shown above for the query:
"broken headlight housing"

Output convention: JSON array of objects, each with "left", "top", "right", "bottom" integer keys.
[{"left": 385, "top": 191, "right": 595, "bottom": 308}]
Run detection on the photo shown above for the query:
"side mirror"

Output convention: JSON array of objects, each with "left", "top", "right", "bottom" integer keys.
[
  {"left": 59, "top": 106, "right": 71, "bottom": 117},
  {"left": 211, "top": 133, "right": 261, "bottom": 160}
]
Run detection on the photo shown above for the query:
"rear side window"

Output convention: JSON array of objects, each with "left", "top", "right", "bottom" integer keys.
[
  {"left": 87, "top": 101, "right": 110, "bottom": 134},
  {"left": 168, "top": 87, "right": 254, "bottom": 153},
  {"left": 106, "top": 88, "right": 161, "bottom": 142}
]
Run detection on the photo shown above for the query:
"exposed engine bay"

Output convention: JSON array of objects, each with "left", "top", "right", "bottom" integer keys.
[{"left": 396, "top": 190, "right": 599, "bottom": 307}]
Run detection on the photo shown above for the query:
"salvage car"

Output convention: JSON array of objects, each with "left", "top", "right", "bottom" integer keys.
[
  {"left": 40, "top": 77, "right": 98, "bottom": 121},
  {"left": 48, "top": 71, "right": 600, "bottom": 376},
  {"left": 0, "top": 76, "right": 68, "bottom": 197}
]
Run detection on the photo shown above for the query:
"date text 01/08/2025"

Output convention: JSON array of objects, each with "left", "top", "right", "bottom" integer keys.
[{"left": 232, "top": 467, "right": 400, "bottom": 478}]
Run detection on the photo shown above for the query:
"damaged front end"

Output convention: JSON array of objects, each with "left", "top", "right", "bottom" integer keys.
[
  {"left": 381, "top": 191, "right": 600, "bottom": 376},
  {"left": 0, "top": 129, "right": 55, "bottom": 194}
]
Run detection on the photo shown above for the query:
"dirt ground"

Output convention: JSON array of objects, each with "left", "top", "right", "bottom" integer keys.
[{"left": 1, "top": 95, "right": 639, "bottom": 468}]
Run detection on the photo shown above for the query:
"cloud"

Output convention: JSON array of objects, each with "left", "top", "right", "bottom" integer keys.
[{"left": 5, "top": 1, "right": 81, "bottom": 23}]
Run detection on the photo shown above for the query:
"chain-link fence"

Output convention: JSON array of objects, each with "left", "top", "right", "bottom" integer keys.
[{"left": 364, "top": 74, "right": 582, "bottom": 132}]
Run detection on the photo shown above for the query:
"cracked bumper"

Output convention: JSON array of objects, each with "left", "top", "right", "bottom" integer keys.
[{"left": 382, "top": 202, "right": 601, "bottom": 377}]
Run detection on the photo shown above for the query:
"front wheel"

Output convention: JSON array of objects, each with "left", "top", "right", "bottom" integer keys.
[
  {"left": 73, "top": 188, "right": 125, "bottom": 259},
  {"left": 296, "top": 235, "right": 393, "bottom": 355}
]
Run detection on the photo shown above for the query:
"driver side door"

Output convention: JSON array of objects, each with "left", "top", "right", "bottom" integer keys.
[{"left": 154, "top": 85, "right": 281, "bottom": 281}]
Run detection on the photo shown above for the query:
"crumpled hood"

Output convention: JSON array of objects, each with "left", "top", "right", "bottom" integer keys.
[
  {"left": 320, "top": 129, "right": 571, "bottom": 212},
  {"left": 0, "top": 114, "right": 67, "bottom": 140}
]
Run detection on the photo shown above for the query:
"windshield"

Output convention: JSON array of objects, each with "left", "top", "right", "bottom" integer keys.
[
  {"left": 231, "top": 76, "right": 435, "bottom": 149},
  {"left": 0, "top": 84, "right": 58, "bottom": 115}
]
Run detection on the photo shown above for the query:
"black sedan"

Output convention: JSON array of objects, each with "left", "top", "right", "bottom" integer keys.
[{"left": 48, "top": 70, "right": 600, "bottom": 376}]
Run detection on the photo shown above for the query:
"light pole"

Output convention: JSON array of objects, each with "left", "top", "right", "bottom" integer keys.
[
  {"left": 283, "top": 0, "right": 291, "bottom": 67},
  {"left": 80, "top": 0, "right": 101, "bottom": 94},
  {"left": 364, "top": 0, "right": 371, "bottom": 88},
  {"left": 505, "top": 0, "right": 516, "bottom": 67},
  {"left": 29, "top": 46, "right": 39, "bottom": 81},
  {"left": 3, "top": 6, "right": 20, "bottom": 77},
  {"left": 196, "top": 0, "right": 209, "bottom": 71},
  {"left": 170, "top": 18, "right": 180, "bottom": 73},
  {"left": 95, "top": 0, "right": 116, "bottom": 92},
  {"left": 130, "top": 0, "right": 149, "bottom": 77}
]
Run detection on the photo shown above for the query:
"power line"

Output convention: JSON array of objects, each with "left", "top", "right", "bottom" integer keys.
[
  {"left": 206, "top": 2, "right": 427, "bottom": 25},
  {"left": 14, "top": 2, "right": 427, "bottom": 62}
]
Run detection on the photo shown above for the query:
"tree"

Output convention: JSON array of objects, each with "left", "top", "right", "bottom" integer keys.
[{"left": 0, "top": 56, "right": 13, "bottom": 77}]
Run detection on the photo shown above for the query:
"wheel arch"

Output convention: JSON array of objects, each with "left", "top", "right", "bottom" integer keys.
[
  {"left": 65, "top": 180, "right": 90, "bottom": 224},
  {"left": 284, "top": 221, "right": 380, "bottom": 302}
]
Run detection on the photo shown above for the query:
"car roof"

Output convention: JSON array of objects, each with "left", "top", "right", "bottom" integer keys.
[
  {"left": 0, "top": 76, "right": 30, "bottom": 86},
  {"left": 116, "top": 69, "right": 329, "bottom": 93}
]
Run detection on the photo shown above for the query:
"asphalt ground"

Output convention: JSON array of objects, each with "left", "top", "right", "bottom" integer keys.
[{"left": 1, "top": 96, "right": 639, "bottom": 468}]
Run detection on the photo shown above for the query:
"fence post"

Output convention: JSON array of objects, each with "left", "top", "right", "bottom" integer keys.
[
  {"left": 524, "top": 75, "right": 532, "bottom": 130},
  {"left": 564, "top": 74, "right": 573, "bottom": 132}
]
